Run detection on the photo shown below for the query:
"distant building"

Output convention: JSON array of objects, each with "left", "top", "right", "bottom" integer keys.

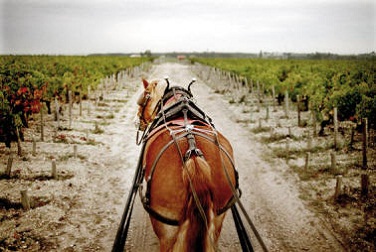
[{"left": 177, "top": 55, "right": 186, "bottom": 60}]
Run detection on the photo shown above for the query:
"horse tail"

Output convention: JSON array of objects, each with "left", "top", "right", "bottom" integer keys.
[{"left": 180, "top": 156, "right": 216, "bottom": 251}]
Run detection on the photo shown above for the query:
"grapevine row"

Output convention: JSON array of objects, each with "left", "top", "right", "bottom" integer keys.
[
  {"left": 191, "top": 57, "right": 375, "bottom": 128},
  {"left": 0, "top": 55, "right": 152, "bottom": 147}
]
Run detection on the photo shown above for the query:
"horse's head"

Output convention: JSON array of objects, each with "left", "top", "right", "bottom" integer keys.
[
  {"left": 136, "top": 78, "right": 197, "bottom": 131},
  {"left": 136, "top": 79, "right": 166, "bottom": 131}
]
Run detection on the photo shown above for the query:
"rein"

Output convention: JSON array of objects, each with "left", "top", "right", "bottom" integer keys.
[
  {"left": 133, "top": 84, "right": 268, "bottom": 252},
  {"left": 137, "top": 86, "right": 240, "bottom": 223}
]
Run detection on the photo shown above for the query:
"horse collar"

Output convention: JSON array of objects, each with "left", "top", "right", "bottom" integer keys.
[{"left": 162, "top": 86, "right": 193, "bottom": 106}]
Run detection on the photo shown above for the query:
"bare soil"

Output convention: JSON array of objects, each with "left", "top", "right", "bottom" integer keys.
[{"left": 0, "top": 62, "right": 374, "bottom": 251}]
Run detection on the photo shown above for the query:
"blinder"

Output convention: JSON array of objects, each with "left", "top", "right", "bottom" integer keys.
[
  {"left": 136, "top": 91, "right": 152, "bottom": 134},
  {"left": 137, "top": 92, "right": 151, "bottom": 106}
]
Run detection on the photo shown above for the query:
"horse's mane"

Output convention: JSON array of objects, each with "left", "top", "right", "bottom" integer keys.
[{"left": 154, "top": 80, "right": 168, "bottom": 100}]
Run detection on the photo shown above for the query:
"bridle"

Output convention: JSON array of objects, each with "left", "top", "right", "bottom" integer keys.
[
  {"left": 136, "top": 91, "right": 152, "bottom": 145},
  {"left": 136, "top": 89, "right": 164, "bottom": 145},
  {"left": 136, "top": 78, "right": 197, "bottom": 145},
  {"left": 137, "top": 91, "right": 151, "bottom": 128}
]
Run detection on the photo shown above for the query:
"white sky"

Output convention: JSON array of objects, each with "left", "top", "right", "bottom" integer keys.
[{"left": 0, "top": 0, "right": 375, "bottom": 55}]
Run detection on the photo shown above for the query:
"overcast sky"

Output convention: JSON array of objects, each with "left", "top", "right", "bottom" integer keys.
[{"left": 0, "top": 0, "right": 375, "bottom": 55}]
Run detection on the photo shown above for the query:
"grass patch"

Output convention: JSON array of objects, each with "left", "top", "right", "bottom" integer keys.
[
  {"left": 103, "top": 98, "right": 128, "bottom": 103},
  {"left": 92, "top": 127, "right": 104, "bottom": 134},
  {"left": 97, "top": 102, "right": 109, "bottom": 107},
  {"left": 259, "top": 133, "right": 301, "bottom": 143},
  {"left": 86, "top": 139, "right": 100, "bottom": 145},
  {"left": 58, "top": 153, "right": 86, "bottom": 162},
  {"left": 92, "top": 122, "right": 104, "bottom": 134},
  {"left": 96, "top": 113, "right": 115, "bottom": 119},
  {"left": 251, "top": 126, "right": 271, "bottom": 134},
  {"left": 272, "top": 146, "right": 305, "bottom": 159}
]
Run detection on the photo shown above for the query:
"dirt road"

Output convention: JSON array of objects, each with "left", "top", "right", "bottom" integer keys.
[
  {"left": 0, "top": 62, "right": 345, "bottom": 251},
  {"left": 123, "top": 62, "right": 345, "bottom": 251}
]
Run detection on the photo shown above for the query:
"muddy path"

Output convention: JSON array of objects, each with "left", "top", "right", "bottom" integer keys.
[{"left": 0, "top": 62, "right": 345, "bottom": 252}]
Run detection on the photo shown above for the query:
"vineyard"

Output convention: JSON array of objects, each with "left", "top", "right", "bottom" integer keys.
[
  {"left": 191, "top": 57, "right": 376, "bottom": 129},
  {"left": 0, "top": 56, "right": 375, "bottom": 251},
  {"left": 0, "top": 56, "right": 152, "bottom": 251},
  {"left": 0, "top": 55, "right": 151, "bottom": 149},
  {"left": 190, "top": 58, "right": 375, "bottom": 251}
]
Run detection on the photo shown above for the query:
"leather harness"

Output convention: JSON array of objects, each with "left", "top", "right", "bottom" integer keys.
[{"left": 137, "top": 86, "right": 240, "bottom": 226}]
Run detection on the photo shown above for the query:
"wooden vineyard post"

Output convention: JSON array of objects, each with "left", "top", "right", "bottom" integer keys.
[
  {"left": 362, "top": 118, "right": 368, "bottom": 169},
  {"left": 40, "top": 104, "right": 44, "bottom": 142},
  {"left": 20, "top": 190, "right": 31, "bottom": 210},
  {"left": 256, "top": 81, "right": 261, "bottom": 112},
  {"left": 55, "top": 97, "right": 60, "bottom": 129},
  {"left": 32, "top": 136, "right": 36, "bottom": 156},
  {"left": 297, "top": 95, "right": 301, "bottom": 127},
  {"left": 361, "top": 118, "right": 369, "bottom": 197},
  {"left": 286, "top": 137, "right": 290, "bottom": 154},
  {"left": 5, "top": 152, "right": 13, "bottom": 177},
  {"left": 269, "top": 128, "right": 274, "bottom": 139},
  {"left": 284, "top": 91, "right": 289, "bottom": 118},
  {"left": 226, "top": 72, "right": 231, "bottom": 91},
  {"left": 304, "top": 152, "right": 310, "bottom": 170},
  {"left": 68, "top": 90, "right": 72, "bottom": 129},
  {"left": 288, "top": 126, "right": 292, "bottom": 138},
  {"left": 103, "top": 79, "right": 107, "bottom": 95},
  {"left": 333, "top": 107, "right": 338, "bottom": 149},
  {"left": 272, "top": 85, "right": 276, "bottom": 112},
  {"left": 334, "top": 175, "right": 343, "bottom": 200},
  {"left": 361, "top": 174, "right": 370, "bottom": 198},
  {"left": 79, "top": 90, "right": 82, "bottom": 117},
  {"left": 312, "top": 110, "right": 317, "bottom": 137},
  {"left": 244, "top": 78, "right": 249, "bottom": 93},
  {"left": 330, "top": 151, "right": 337, "bottom": 173},
  {"left": 51, "top": 159, "right": 57, "bottom": 179},
  {"left": 306, "top": 131, "right": 312, "bottom": 151},
  {"left": 95, "top": 94, "right": 99, "bottom": 107},
  {"left": 87, "top": 86, "right": 91, "bottom": 116},
  {"left": 15, "top": 127, "right": 22, "bottom": 156},
  {"left": 88, "top": 86, "right": 91, "bottom": 100},
  {"left": 73, "top": 144, "right": 78, "bottom": 159},
  {"left": 350, "top": 127, "right": 355, "bottom": 149}
]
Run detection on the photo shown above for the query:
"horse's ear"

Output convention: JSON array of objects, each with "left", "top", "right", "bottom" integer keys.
[{"left": 142, "top": 79, "right": 149, "bottom": 89}]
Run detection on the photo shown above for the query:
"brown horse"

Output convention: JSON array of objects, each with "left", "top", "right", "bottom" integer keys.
[{"left": 136, "top": 78, "right": 239, "bottom": 252}]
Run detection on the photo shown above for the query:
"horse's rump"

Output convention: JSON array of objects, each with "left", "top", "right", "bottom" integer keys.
[{"left": 142, "top": 123, "right": 237, "bottom": 225}]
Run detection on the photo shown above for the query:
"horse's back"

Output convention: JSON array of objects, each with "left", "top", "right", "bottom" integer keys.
[{"left": 143, "top": 124, "right": 236, "bottom": 221}]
